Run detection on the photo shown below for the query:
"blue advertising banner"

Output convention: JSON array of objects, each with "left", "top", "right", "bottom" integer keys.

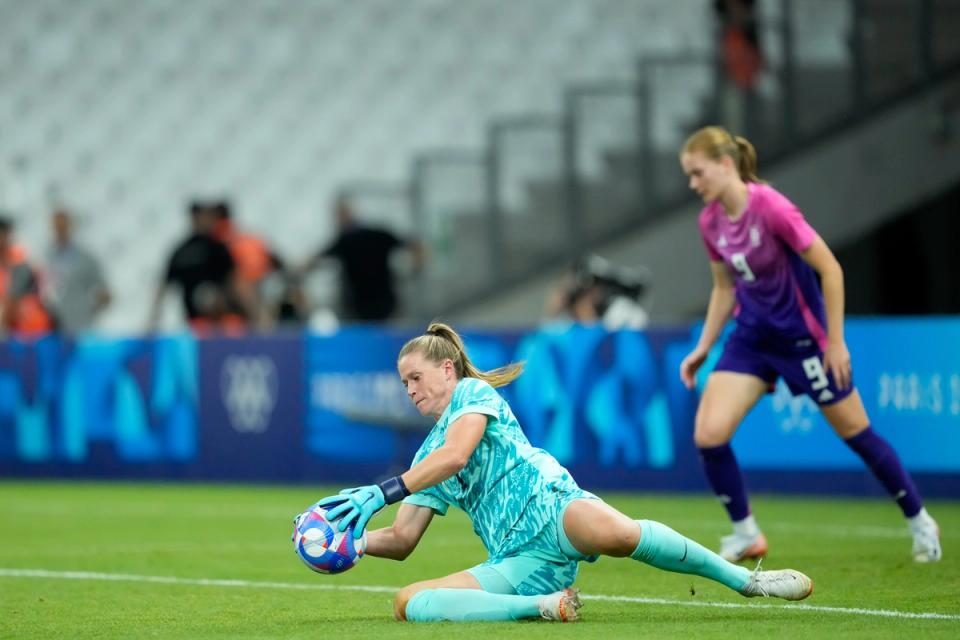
[
  {"left": 0, "top": 334, "right": 197, "bottom": 477},
  {"left": 198, "top": 334, "right": 304, "bottom": 481},
  {"left": 1, "top": 319, "right": 958, "bottom": 496},
  {"left": 507, "top": 323, "right": 701, "bottom": 490}
]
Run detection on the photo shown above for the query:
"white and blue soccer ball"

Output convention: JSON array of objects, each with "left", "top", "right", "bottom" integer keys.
[{"left": 292, "top": 504, "right": 367, "bottom": 574}]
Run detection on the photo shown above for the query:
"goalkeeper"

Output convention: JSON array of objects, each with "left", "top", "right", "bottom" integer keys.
[{"left": 315, "top": 322, "right": 813, "bottom": 622}]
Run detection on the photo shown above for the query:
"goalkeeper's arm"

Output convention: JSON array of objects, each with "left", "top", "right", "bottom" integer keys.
[
  {"left": 398, "top": 412, "right": 487, "bottom": 492},
  {"left": 366, "top": 503, "right": 435, "bottom": 561}
]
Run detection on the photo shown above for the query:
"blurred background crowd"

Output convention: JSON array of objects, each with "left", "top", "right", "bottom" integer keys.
[{"left": 0, "top": 0, "right": 958, "bottom": 339}]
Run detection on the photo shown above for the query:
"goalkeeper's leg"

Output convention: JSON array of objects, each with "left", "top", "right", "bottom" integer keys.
[
  {"left": 396, "top": 571, "right": 580, "bottom": 622},
  {"left": 562, "top": 499, "right": 811, "bottom": 600}
]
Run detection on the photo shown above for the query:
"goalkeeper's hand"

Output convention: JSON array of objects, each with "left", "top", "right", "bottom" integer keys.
[
  {"left": 317, "top": 476, "right": 411, "bottom": 539},
  {"left": 318, "top": 485, "right": 386, "bottom": 539}
]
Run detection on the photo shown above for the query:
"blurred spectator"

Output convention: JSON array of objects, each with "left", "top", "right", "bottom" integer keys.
[
  {"left": 716, "top": 0, "right": 763, "bottom": 90},
  {"left": 0, "top": 215, "right": 54, "bottom": 338},
  {"left": 148, "top": 202, "right": 247, "bottom": 336},
  {"left": 714, "top": 0, "right": 764, "bottom": 136},
  {"left": 43, "top": 208, "right": 111, "bottom": 335},
  {"left": 546, "top": 255, "right": 651, "bottom": 330},
  {"left": 300, "top": 197, "right": 424, "bottom": 322},
  {"left": 269, "top": 272, "right": 311, "bottom": 330},
  {"left": 212, "top": 200, "right": 282, "bottom": 330}
]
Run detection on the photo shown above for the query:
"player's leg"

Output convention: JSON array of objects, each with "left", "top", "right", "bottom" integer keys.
[
  {"left": 394, "top": 571, "right": 481, "bottom": 620},
  {"left": 695, "top": 370, "right": 770, "bottom": 561},
  {"left": 820, "top": 390, "right": 941, "bottom": 562},
  {"left": 560, "top": 499, "right": 812, "bottom": 601},
  {"left": 398, "top": 567, "right": 580, "bottom": 622}
]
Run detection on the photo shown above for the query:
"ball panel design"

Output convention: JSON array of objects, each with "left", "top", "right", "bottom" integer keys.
[{"left": 292, "top": 505, "right": 367, "bottom": 574}]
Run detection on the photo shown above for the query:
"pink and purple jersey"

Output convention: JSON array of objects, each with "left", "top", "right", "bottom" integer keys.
[{"left": 699, "top": 182, "right": 827, "bottom": 347}]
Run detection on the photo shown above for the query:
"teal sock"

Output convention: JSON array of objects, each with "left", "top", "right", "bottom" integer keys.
[
  {"left": 630, "top": 519, "right": 750, "bottom": 591},
  {"left": 405, "top": 588, "right": 543, "bottom": 622}
]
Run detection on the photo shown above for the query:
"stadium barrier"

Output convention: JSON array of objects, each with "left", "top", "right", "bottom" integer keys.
[{"left": 1, "top": 320, "right": 958, "bottom": 497}]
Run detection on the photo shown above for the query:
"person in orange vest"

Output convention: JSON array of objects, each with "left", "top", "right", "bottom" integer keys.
[
  {"left": 0, "top": 215, "right": 54, "bottom": 338},
  {"left": 211, "top": 200, "right": 280, "bottom": 331}
]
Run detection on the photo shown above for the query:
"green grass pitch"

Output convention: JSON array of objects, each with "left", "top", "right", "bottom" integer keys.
[{"left": 1, "top": 481, "right": 957, "bottom": 639}]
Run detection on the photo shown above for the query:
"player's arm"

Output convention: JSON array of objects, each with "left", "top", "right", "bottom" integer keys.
[
  {"left": 319, "top": 412, "right": 487, "bottom": 538},
  {"left": 698, "top": 260, "right": 737, "bottom": 350},
  {"left": 680, "top": 260, "right": 736, "bottom": 388},
  {"left": 800, "top": 235, "right": 851, "bottom": 389},
  {"left": 399, "top": 412, "right": 486, "bottom": 493},
  {"left": 297, "top": 251, "right": 323, "bottom": 276},
  {"left": 365, "top": 503, "right": 435, "bottom": 561},
  {"left": 298, "top": 241, "right": 338, "bottom": 277}
]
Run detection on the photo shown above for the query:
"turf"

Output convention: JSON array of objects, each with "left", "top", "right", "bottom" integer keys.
[{"left": 0, "top": 481, "right": 957, "bottom": 639}]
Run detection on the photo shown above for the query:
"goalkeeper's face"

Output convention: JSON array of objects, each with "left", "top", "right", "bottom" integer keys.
[{"left": 398, "top": 352, "right": 457, "bottom": 419}]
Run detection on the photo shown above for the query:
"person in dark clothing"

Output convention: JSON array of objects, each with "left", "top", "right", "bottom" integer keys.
[
  {"left": 714, "top": 0, "right": 764, "bottom": 138},
  {"left": 714, "top": 0, "right": 763, "bottom": 90},
  {"left": 301, "top": 198, "right": 423, "bottom": 322},
  {"left": 148, "top": 202, "right": 246, "bottom": 335}
]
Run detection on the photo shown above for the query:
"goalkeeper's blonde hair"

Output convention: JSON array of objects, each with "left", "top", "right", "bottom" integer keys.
[{"left": 398, "top": 321, "right": 524, "bottom": 388}]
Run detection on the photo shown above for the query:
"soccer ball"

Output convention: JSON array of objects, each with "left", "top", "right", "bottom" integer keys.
[{"left": 292, "top": 504, "right": 367, "bottom": 574}]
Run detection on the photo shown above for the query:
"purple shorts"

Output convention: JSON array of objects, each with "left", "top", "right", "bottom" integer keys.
[{"left": 713, "top": 330, "right": 854, "bottom": 406}]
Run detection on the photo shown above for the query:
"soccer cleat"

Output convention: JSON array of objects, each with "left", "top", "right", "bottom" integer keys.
[
  {"left": 538, "top": 588, "right": 583, "bottom": 622},
  {"left": 719, "top": 531, "right": 768, "bottom": 563},
  {"left": 911, "top": 519, "right": 942, "bottom": 563},
  {"left": 740, "top": 561, "right": 813, "bottom": 601}
]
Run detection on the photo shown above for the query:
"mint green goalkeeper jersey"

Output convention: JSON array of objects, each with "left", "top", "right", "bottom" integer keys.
[{"left": 403, "top": 377, "right": 591, "bottom": 560}]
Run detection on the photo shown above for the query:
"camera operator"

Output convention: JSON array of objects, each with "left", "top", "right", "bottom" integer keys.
[{"left": 547, "top": 255, "right": 651, "bottom": 330}]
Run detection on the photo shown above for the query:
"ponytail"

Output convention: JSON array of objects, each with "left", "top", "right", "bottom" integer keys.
[
  {"left": 682, "top": 126, "right": 764, "bottom": 183},
  {"left": 732, "top": 135, "right": 760, "bottom": 183},
  {"left": 399, "top": 321, "right": 524, "bottom": 388}
]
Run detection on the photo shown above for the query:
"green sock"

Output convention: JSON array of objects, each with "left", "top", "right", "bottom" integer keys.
[
  {"left": 405, "top": 588, "right": 543, "bottom": 622},
  {"left": 630, "top": 519, "right": 750, "bottom": 591}
]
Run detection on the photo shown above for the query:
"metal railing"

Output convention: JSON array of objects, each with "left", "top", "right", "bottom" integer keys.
[{"left": 337, "top": 0, "right": 960, "bottom": 324}]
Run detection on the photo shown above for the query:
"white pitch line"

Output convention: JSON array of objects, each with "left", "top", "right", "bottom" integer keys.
[
  {"left": 0, "top": 568, "right": 395, "bottom": 594},
  {"left": 583, "top": 594, "right": 960, "bottom": 621},
  {"left": 2, "top": 568, "right": 958, "bottom": 621}
]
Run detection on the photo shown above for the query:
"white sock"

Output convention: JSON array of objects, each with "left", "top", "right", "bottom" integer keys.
[{"left": 733, "top": 514, "right": 760, "bottom": 537}]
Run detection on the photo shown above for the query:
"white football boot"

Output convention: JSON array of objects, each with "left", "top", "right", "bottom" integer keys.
[
  {"left": 538, "top": 588, "right": 583, "bottom": 622},
  {"left": 719, "top": 531, "right": 768, "bottom": 563},
  {"left": 740, "top": 561, "right": 813, "bottom": 601},
  {"left": 910, "top": 513, "right": 942, "bottom": 563}
]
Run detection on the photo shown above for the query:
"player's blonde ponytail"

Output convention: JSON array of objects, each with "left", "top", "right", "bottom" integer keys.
[
  {"left": 398, "top": 321, "right": 524, "bottom": 388},
  {"left": 682, "top": 125, "right": 764, "bottom": 183},
  {"left": 732, "top": 135, "right": 760, "bottom": 183}
]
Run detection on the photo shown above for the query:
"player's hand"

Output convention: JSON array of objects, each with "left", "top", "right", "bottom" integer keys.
[
  {"left": 824, "top": 340, "right": 852, "bottom": 390},
  {"left": 680, "top": 346, "right": 709, "bottom": 390},
  {"left": 320, "top": 485, "right": 386, "bottom": 539}
]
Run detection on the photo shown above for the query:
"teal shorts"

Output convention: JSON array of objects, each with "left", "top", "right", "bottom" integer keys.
[{"left": 466, "top": 492, "right": 600, "bottom": 596}]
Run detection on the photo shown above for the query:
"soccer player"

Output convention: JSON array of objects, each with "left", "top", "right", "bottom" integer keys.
[
  {"left": 677, "top": 126, "right": 941, "bottom": 564},
  {"left": 313, "top": 322, "right": 813, "bottom": 623}
]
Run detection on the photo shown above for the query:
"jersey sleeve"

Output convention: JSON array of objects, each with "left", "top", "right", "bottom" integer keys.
[
  {"left": 698, "top": 211, "right": 723, "bottom": 261},
  {"left": 446, "top": 377, "right": 501, "bottom": 425},
  {"left": 762, "top": 188, "right": 817, "bottom": 253},
  {"left": 402, "top": 489, "right": 449, "bottom": 515}
]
